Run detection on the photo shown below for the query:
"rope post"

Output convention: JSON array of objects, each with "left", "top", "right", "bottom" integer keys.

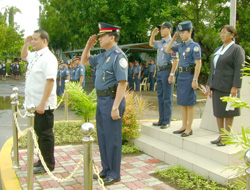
[
  {"left": 81, "top": 122, "right": 95, "bottom": 190},
  {"left": 64, "top": 80, "right": 69, "bottom": 121},
  {"left": 11, "top": 87, "right": 20, "bottom": 168},
  {"left": 26, "top": 104, "right": 36, "bottom": 190}
]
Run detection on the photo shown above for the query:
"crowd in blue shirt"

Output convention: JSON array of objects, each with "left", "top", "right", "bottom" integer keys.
[
  {"left": 128, "top": 58, "right": 157, "bottom": 91},
  {"left": 56, "top": 56, "right": 86, "bottom": 96}
]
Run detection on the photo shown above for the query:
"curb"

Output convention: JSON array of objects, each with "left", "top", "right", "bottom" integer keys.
[{"left": 0, "top": 137, "right": 22, "bottom": 190}]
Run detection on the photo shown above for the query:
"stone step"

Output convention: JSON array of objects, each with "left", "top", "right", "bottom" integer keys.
[
  {"left": 130, "top": 133, "right": 240, "bottom": 185},
  {"left": 140, "top": 120, "right": 242, "bottom": 166}
]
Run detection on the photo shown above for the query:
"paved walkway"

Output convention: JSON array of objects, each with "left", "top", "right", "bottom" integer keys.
[{"left": 16, "top": 144, "right": 175, "bottom": 190}]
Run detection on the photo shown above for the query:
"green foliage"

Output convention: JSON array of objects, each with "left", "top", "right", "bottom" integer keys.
[
  {"left": 18, "top": 121, "right": 85, "bottom": 148},
  {"left": 0, "top": 6, "right": 24, "bottom": 61},
  {"left": 156, "top": 165, "right": 241, "bottom": 190},
  {"left": 66, "top": 81, "right": 97, "bottom": 122},
  {"left": 122, "top": 91, "right": 150, "bottom": 140},
  {"left": 122, "top": 142, "right": 141, "bottom": 154}
]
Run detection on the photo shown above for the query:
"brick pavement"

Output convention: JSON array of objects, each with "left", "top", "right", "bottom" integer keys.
[{"left": 16, "top": 144, "right": 175, "bottom": 190}]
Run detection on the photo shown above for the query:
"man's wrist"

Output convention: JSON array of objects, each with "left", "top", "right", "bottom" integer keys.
[
  {"left": 193, "top": 79, "right": 198, "bottom": 81},
  {"left": 170, "top": 73, "right": 175, "bottom": 76},
  {"left": 112, "top": 107, "right": 118, "bottom": 111}
]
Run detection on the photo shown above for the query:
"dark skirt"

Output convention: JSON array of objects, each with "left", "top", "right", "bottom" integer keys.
[
  {"left": 177, "top": 72, "right": 197, "bottom": 106},
  {"left": 212, "top": 89, "right": 240, "bottom": 118}
]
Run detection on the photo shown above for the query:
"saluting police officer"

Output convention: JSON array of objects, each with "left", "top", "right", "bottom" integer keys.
[
  {"left": 166, "top": 21, "right": 202, "bottom": 137},
  {"left": 149, "top": 21, "right": 178, "bottom": 129},
  {"left": 81, "top": 22, "right": 128, "bottom": 186}
]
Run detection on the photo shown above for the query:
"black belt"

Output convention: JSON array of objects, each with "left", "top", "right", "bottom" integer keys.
[
  {"left": 179, "top": 67, "right": 191, "bottom": 72},
  {"left": 157, "top": 65, "right": 171, "bottom": 71},
  {"left": 96, "top": 90, "right": 110, "bottom": 97}
]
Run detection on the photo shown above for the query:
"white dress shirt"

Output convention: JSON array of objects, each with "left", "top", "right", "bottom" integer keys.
[{"left": 24, "top": 47, "right": 58, "bottom": 110}]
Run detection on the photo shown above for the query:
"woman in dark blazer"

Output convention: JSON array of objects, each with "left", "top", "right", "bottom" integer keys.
[{"left": 207, "top": 25, "right": 245, "bottom": 146}]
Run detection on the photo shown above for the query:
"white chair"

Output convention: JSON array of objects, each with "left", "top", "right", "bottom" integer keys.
[
  {"left": 140, "top": 77, "right": 148, "bottom": 91},
  {"left": 154, "top": 82, "right": 157, "bottom": 91}
]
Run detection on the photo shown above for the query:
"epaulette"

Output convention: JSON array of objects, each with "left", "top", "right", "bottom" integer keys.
[{"left": 115, "top": 50, "right": 121, "bottom": 54}]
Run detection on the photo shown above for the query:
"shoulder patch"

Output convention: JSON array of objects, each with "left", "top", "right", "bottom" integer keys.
[
  {"left": 194, "top": 46, "right": 200, "bottom": 52},
  {"left": 119, "top": 58, "right": 128, "bottom": 68}
]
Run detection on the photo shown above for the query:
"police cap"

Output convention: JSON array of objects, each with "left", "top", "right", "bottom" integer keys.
[
  {"left": 157, "top": 21, "right": 173, "bottom": 30},
  {"left": 73, "top": 56, "right": 81, "bottom": 61},
  {"left": 97, "top": 22, "right": 121, "bottom": 36},
  {"left": 177, "top": 21, "right": 193, "bottom": 31}
]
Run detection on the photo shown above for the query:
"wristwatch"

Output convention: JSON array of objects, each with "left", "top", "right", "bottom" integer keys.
[
  {"left": 170, "top": 73, "right": 175, "bottom": 76},
  {"left": 112, "top": 107, "right": 118, "bottom": 111},
  {"left": 193, "top": 79, "right": 197, "bottom": 81}
]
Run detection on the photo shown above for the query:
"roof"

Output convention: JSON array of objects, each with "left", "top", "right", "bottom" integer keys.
[{"left": 62, "top": 42, "right": 156, "bottom": 54}]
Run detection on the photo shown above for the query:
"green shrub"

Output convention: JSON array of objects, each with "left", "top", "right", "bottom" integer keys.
[
  {"left": 156, "top": 165, "right": 241, "bottom": 190},
  {"left": 122, "top": 142, "right": 141, "bottom": 154}
]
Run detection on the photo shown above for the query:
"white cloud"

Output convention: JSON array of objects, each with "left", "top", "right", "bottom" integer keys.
[{"left": 0, "top": 0, "right": 41, "bottom": 37}]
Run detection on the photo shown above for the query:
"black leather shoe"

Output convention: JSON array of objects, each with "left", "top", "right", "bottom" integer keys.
[
  {"left": 34, "top": 161, "right": 42, "bottom": 167},
  {"left": 217, "top": 141, "right": 226, "bottom": 146},
  {"left": 173, "top": 129, "right": 185, "bottom": 134},
  {"left": 210, "top": 138, "right": 221, "bottom": 144},
  {"left": 181, "top": 130, "right": 193, "bottom": 137},
  {"left": 34, "top": 166, "right": 46, "bottom": 174},
  {"left": 104, "top": 178, "right": 121, "bottom": 186},
  {"left": 153, "top": 122, "right": 162, "bottom": 126},
  {"left": 93, "top": 173, "right": 106, "bottom": 179},
  {"left": 160, "top": 124, "right": 170, "bottom": 129}
]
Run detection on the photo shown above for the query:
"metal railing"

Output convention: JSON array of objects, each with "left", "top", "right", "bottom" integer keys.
[{"left": 10, "top": 87, "right": 106, "bottom": 190}]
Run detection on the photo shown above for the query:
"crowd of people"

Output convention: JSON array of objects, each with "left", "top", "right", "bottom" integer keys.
[
  {"left": 127, "top": 59, "right": 156, "bottom": 91},
  {"left": 0, "top": 61, "right": 22, "bottom": 80},
  {"left": 56, "top": 57, "right": 86, "bottom": 96},
  {"left": 20, "top": 18, "right": 245, "bottom": 187}
]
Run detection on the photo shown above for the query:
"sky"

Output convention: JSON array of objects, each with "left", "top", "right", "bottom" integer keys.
[{"left": 0, "top": 0, "right": 41, "bottom": 37}]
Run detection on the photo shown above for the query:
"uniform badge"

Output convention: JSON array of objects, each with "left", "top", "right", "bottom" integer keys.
[
  {"left": 186, "top": 47, "right": 190, "bottom": 52},
  {"left": 106, "top": 57, "right": 110, "bottom": 63},
  {"left": 98, "top": 23, "right": 101, "bottom": 29},
  {"left": 178, "top": 25, "right": 182, "bottom": 31},
  {"left": 119, "top": 58, "right": 128, "bottom": 68},
  {"left": 194, "top": 46, "right": 199, "bottom": 52}
]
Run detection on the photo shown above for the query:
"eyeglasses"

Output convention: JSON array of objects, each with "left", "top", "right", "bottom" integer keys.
[{"left": 220, "top": 32, "right": 232, "bottom": 35}]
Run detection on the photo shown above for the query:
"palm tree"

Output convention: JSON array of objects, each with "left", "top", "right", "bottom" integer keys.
[{"left": 1, "top": 6, "right": 22, "bottom": 26}]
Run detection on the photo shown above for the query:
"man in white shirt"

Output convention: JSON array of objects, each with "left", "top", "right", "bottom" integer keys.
[{"left": 21, "top": 29, "right": 58, "bottom": 174}]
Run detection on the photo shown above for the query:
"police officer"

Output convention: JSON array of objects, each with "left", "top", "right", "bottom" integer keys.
[
  {"left": 56, "top": 61, "right": 62, "bottom": 96},
  {"left": 74, "top": 56, "right": 85, "bottom": 89},
  {"left": 133, "top": 60, "right": 141, "bottom": 91},
  {"left": 166, "top": 21, "right": 202, "bottom": 137},
  {"left": 61, "top": 60, "right": 70, "bottom": 93},
  {"left": 128, "top": 61, "right": 134, "bottom": 90},
  {"left": 149, "top": 21, "right": 178, "bottom": 129},
  {"left": 81, "top": 22, "right": 128, "bottom": 186},
  {"left": 69, "top": 60, "right": 76, "bottom": 81},
  {"left": 142, "top": 62, "right": 149, "bottom": 80},
  {"left": 148, "top": 59, "right": 156, "bottom": 91}
]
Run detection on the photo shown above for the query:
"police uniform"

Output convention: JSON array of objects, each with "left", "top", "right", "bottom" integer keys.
[
  {"left": 61, "top": 61, "right": 70, "bottom": 93},
  {"left": 56, "top": 63, "right": 62, "bottom": 96},
  {"left": 78, "top": 63, "right": 86, "bottom": 89},
  {"left": 128, "top": 64, "right": 134, "bottom": 90},
  {"left": 142, "top": 66, "right": 149, "bottom": 80},
  {"left": 88, "top": 22, "right": 128, "bottom": 181},
  {"left": 153, "top": 21, "right": 177, "bottom": 126},
  {"left": 70, "top": 66, "right": 76, "bottom": 81},
  {"left": 148, "top": 63, "right": 156, "bottom": 90},
  {"left": 133, "top": 64, "right": 141, "bottom": 91},
  {"left": 172, "top": 21, "right": 202, "bottom": 106}
]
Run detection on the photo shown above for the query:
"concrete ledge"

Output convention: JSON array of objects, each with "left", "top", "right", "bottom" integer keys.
[{"left": 0, "top": 137, "right": 22, "bottom": 190}]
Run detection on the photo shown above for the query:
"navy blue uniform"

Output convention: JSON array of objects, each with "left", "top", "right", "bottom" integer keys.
[
  {"left": 172, "top": 39, "right": 202, "bottom": 106},
  {"left": 128, "top": 65, "right": 134, "bottom": 90},
  {"left": 89, "top": 45, "right": 128, "bottom": 180},
  {"left": 154, "top": 37, "right": 177, "bottom": 125},
  {"left": 149, "top": 63, "right": 156, "bottom": 91},
  {"left": 133, "top": 65, "right": 141, "bottom": 91},
  {"left": 56, "top": 69, "right": 62, "bottom": 96}
]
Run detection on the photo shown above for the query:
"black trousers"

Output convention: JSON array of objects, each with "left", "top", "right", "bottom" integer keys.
[{"left": 34, "top": 109, "right": 55, "bottom": 171}]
